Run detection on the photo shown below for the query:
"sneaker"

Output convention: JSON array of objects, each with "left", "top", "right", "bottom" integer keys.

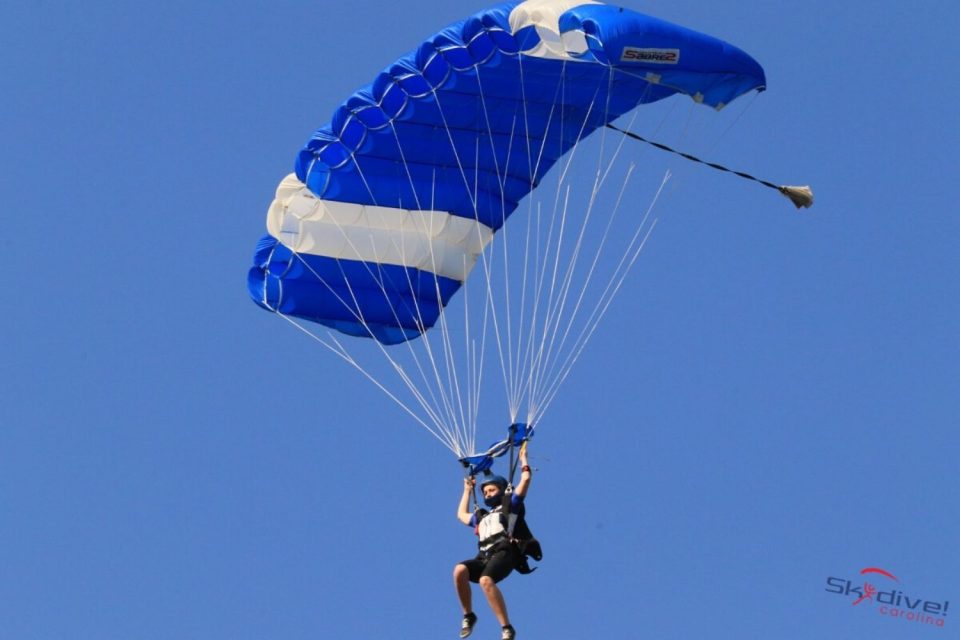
[
  {"left": 459, "top": 612, "right": 477, "bottom": 638},
  {"left": 501, "top": 625, "right": 516, "bottom": 640}
]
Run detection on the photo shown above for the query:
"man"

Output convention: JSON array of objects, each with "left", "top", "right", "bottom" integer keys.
[{"left": 453, "top": 446, "right": 533, "bottom": 640}]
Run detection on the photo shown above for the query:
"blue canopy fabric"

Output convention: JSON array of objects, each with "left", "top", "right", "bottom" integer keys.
[{"left": 249, "top": 0, "right": 765, "bottom": 344}]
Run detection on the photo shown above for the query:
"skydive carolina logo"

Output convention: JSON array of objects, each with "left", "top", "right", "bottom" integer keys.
[{"left": 826, "top": 567, "right": 950, "bottom": 629}]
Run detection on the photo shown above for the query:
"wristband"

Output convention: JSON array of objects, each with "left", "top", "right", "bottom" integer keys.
[{"left": 521, "top": 465, "right": 531, "bottom": 473}]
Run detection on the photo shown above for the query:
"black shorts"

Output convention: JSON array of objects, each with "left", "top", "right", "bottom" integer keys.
[{"left": 459, "top": 544, "right": 522, "bottom": 584}]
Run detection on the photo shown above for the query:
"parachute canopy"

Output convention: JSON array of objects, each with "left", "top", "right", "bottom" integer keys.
[{"left": 248, "top": 0, "right": 765, "bottom": 345}]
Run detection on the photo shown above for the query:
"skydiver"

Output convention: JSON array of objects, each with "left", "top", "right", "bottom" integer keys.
[{"left": 453, "top": 445, "right": 537, "bottom": 640}]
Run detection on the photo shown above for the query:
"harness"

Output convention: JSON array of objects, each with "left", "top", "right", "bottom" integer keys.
[
  {"left": 467, "top": 426, "right": 542, "bottom": 573},
  {"left": 476, "top": 505, "right": 520, "bottom": 552}
]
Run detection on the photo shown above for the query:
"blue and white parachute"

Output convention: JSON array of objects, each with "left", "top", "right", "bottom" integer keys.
[{"left": 248, "top": 0, "right": 765, "bottom": 458}]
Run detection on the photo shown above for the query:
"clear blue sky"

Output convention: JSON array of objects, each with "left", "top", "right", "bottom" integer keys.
[{"left": 2, "top": 1, "right": 958, "bottom": 639}]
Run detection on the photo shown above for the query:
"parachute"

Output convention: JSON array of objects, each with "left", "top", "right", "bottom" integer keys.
[{"left": 248, "top": 0, "right": 766, "bottom": 462}]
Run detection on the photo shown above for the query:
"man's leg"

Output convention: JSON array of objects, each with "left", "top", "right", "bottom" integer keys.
[
  {"left": 454, "top": 563, "right": 480, "bottom": 638},
  {"left": 478, "top": 576, "right": 510, "bottom": 627},
  {"left": 453, "top": 563, "right": 473, "bottom": 614}
]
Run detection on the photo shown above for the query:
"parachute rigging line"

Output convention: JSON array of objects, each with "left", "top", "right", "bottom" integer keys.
[
  {"left": 276, "top": 310, "right": 464, "bottom": 454},
  {"left": 283, "top": 212, "right": 469, "bottom": 449},
  {"left": 605, "top": 124, "right": 814, "bottom": 209}
]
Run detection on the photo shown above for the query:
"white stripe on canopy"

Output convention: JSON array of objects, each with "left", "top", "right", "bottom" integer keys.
[{"left": 267, "top": 173, "right": 495, "bottom": 282}]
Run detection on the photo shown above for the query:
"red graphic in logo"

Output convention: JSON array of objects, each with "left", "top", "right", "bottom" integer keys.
[{"left": 853, "top": 567, "right": 899, "bottom": 606}]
